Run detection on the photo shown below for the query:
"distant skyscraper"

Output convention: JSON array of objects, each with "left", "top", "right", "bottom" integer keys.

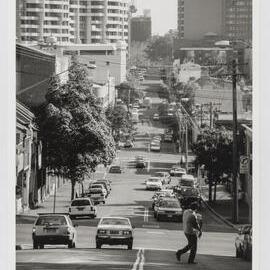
[
  {"left": 222, "top": 0, "right": 252, "bottom": 42},
  {"left": 177, "top": 0, "right": 252, "bottom": 42},
  {"left": 177, "top": 0, "right": 223, "bottom": 40},
  {"left": 131, "top": 11, "right": 151, "bottom": 42},
  {"left": 16, "top": 0, "right": 129, "bottom": 44}
]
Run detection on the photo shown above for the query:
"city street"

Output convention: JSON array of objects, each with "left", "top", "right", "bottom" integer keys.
[{"left": 16, "top": 78, "right": 251, "bottom": 270}]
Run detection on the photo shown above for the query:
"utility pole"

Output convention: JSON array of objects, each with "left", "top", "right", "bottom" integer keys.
[
  {"left": 209, "top": 102, "right": 213, "bottom": 129},
  {"left": 185, "top": 122, "right": 188, "bottom": 171},
  {"left": 232, "top": 59, "right": 239, "bottom": 223},
  {"left": 200, "top": 104, "right": 203, "bottom": 127}
]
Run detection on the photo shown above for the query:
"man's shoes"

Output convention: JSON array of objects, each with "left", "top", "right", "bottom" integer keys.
[
  {"left": 188, "top": 261, "right": 198, "bottom": 264},
  {"left": 176, "top": 250, "right": 181, "bottom": 261}
]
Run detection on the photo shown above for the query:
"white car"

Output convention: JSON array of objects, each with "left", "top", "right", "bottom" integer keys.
[
  {"left": 153, "top": 113, "right": 160, "bottom": 120},
  {"left": 32, "top": 214, "right": 77, "bottom": 249},
  {"left": 170, "top": 166, "right": 187, "bottom": 176},
  {"left": 86, "top": 188, "right": 106, "bottom": 204},
  {"left": 164, "top": 134, "right": 173, "bottom": 142},
  {"left": 146, "top": 177, "right": 163, "bottom": 190},
  {"left": 89, "top": 183, "right": 107, "bottom": 197},
  {"left": 69, "top": 197, "right": 96, "bottom": 219},
  {"left": 96, "top": 217, "right": 134, "bottom": 249},
  {"left": 178, "top": 174, "right": 198, "bottom": 188},
  {"left": 153, "top": 171, "right": 171, "bottom": 184},
  {"left": 150, "top": 142, "right": 161, "bottom": 152}
]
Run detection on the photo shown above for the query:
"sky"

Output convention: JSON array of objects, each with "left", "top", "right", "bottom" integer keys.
[{"left": 134, "top": 0, "right": 177, "bottom": 35}]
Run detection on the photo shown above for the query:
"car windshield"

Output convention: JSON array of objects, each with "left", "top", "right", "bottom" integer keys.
[
  {"left": 159, "top": 200, "right": 180, "bottom": 208},
  {"left": 155, "top": 173, "right": 164, "bottom": 177},
  {"left": 90, "top": 185, "right": 102, "bottom": 189},
  {"left": 36, "top": 216, "right": 67, "bottom": 226},
  {"left": 180, "top": 180, "right": 194, "bottom": 186},
  {"left": 101, "top": 218, "right": 130, "bottom": 226},
  {"left": 89, "top": 189, "right": 102, "bottom": 194},
  {"left": 148, "top": 179, "right": 159, "bottom": 182},
  {"left": 71, "top": 199, "right": 90, "bottom": 206}
]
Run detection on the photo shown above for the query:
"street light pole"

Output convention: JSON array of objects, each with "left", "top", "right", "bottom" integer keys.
[{"left": 232, "top": 59, "right": 239, "bottom": 223}]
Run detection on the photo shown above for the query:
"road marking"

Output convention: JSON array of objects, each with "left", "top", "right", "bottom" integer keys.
[
  {"left": 131, "top": 249, "right": 142, "bottom": 270},
  {"left": 139, "top": 249, "right": 145, "bottom": 270},
  {"left": 143, "top": 208, "right": 149, "bottom": 222}
]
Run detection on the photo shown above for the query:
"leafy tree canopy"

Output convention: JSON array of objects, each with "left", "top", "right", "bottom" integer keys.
[
  {"left": 144, "top": 35, "right": 173, "bottom": 63},
  {"left": 192, "top": 127, "right": 233, "bottom": 178},
  {"left": 39, "top": 61, "right": 116, "bottom": 198}
]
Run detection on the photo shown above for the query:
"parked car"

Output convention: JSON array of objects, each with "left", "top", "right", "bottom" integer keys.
[
  {"left": 155, "top": 198, "right": 183, "bottom": 222},
  {"left": 96, "top": 179, "right": 112, "bottom": 192},
  {"left": 153, "top": 171, "right": 171, "bottom": 184},
  {"left": 150, "top": 142, "right": 161, "bottom": 152},
  {"left": 153, "top": 113, "right": 160, "bottom": 121},
  {"left": 135, "top": 156, "right": 147, "bottom": 168},
  {"left": 178, "top": 175, "right": 198, "bottom": 189},
  {"left": 96, "top": 217, "right": 134, "bottom": 249},
  {"left": 90, "top": 182, "right": 110, "bottom": 197},
  {"left": 32, "top": 214, "right": 77, "bottom": 249},
  {"left": 124, "top": 140, "right": 134, "bottom": 148},
  {"left": 170, "top": 166, "right": 186, "bottom": 177},
  {"left": 145, "top": 177, "right": 163, "bottom": 190},
  {"left": 164, "top": 134, "right": 173, "bottom": 142},
  {"left": 89, "top": 184, "right": 108, "bottom": 198},
  {"left": 109, "top": 165, "right": 123, "bottom": 174},
  {"left": 86, "top": 188, "right": 106, "bottom": 205},
  {"left": 69, "top": 197, "right": 96, "bottom": 219},
  {"left": 235, "top": 225, "right": 252, "bottom": 261}
]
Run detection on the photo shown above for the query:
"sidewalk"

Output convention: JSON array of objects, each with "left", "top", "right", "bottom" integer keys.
[
  {"left": 201, "top": 184, "right": 250, "bottom": 227},
  {"left": 17, "top": 165, "right": 106, "bottom": 217}
]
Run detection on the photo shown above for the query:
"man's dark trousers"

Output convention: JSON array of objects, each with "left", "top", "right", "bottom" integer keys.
[{"left": 177, "top": 233, "right": 197, "bottom": 263}]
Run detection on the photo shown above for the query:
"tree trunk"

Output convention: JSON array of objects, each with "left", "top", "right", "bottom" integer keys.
[
  {"left": 71, "top": 180, "right": 76, "bottom": 200},
  {"left": 213, "top": 181, "right": 217, "bottom": 201},
  {"left": 208, "top": 173, "right": 213, "bottom": 202}
]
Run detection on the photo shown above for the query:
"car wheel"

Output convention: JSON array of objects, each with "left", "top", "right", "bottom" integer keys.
[
  {"left": 33, "top": 241, "right": 38, "bottom": 249},
  {"left": 128, "top": 242, "right": 133, "bottom": 250},
  {"left": 103, "top": 201, "right": 105, "bottom": 204},
  {"left": 68, "top": 239, "right": 74, "bottom": 248},
  {"left": 96, "top": 242, "right": 102, "bottom": 249},
  {"left": 72, "top": 241, "right": 76, "bottom": 248}
]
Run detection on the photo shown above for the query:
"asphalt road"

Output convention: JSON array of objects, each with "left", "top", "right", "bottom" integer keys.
[{"left": 16, "top": 78, "right": 251, "bottom": 269}]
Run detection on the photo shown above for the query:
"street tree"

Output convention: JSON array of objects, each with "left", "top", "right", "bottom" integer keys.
[
  {"left": 116, "top": 81, "right": 143, "bottom": 105},
  {"left": 144, "top": 35, "right": 173, "bottom": 63},
  {"left": 105, "top": 105, "right": 133, "bottom": 142},
  {"left": 192, "top": 127, "right": 233, "bottom": 201},
  {"left": 38, "top": 61, "right": 116, "bottom": 199}
]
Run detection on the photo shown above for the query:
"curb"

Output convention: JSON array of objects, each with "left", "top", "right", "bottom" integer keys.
[{"left": 201, "top": 199, "right": 239, "bottom": 231}]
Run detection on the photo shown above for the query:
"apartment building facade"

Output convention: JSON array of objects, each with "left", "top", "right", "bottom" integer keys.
[
  {"left": 16, "top": 0, "right": 129, "bottom": 44},
  {"left": 130, "top": 13, "right": 151, "bottom": 42},
  {"left": 177, "top": 0, "right": 252, "bottom": 42}
]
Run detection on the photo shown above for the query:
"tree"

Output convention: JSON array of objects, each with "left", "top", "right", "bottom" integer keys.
[
  {"left": 38, "top": 61, "right": 116, "bottom": 199},
  {"left": 174, "top": 79, "right": 198, "bottom": 115},
  {"left": 116, "top": 81, "right": 143, "bottom": 106},
  {"left": 144, "top": 35, "right": 172, "bottom": 63},
  {"left": 192, "top": 127, "right": 233, "bottom": 201},
  {"left": 105, "top": 105, "right": 133, "bottom": 142}
]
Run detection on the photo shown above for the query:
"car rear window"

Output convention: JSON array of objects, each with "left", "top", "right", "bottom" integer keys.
[
  {"left": 89, "top": 189, "right": 102, "bottom": 194},
  {"left": 148, "top": 179, "right": 159, "bottom": 182},
  {"left": 90, "top": 185, "right": 102, "bottom": 189},
  {"left": 159, "top": 200, "right": 180, "bottom": 208},
  {"left": 71, "top": 199, "right": 91, "bottom": 206},
  {"left": 180, "top": 179, "right": 194, "bottom": 186},
  {"left": 101, "top": 218, "right": 130, "bottom": 226},
  {"left": 36, "top": 216, "right": 67, "bottom": 226}
]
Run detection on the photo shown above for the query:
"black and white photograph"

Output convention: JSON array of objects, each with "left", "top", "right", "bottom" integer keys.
[{"left": 2, "top": 0, "right": 266, "bottom": 269}]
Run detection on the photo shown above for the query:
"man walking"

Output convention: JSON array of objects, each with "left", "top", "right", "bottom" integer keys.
[{"left": 176, "top": 202, "right": 202, "bottom": 264}]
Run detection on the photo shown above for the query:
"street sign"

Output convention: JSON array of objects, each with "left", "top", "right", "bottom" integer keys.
[{"left": 240, "top": 155, "right": 249, "bottom": 174}]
